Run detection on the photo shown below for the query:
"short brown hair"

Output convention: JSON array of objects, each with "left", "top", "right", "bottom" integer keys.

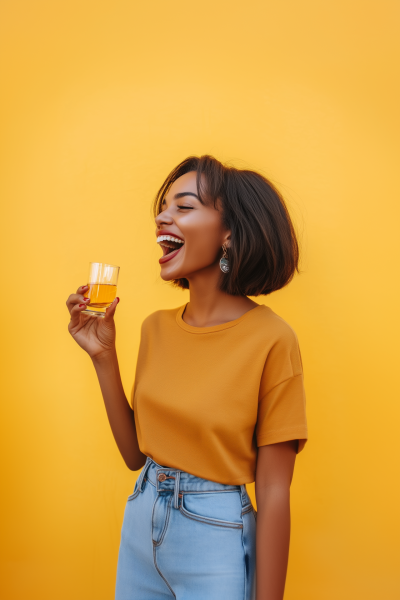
[{"left": 154, "top": 155, "right": 300, "bottom": 296}]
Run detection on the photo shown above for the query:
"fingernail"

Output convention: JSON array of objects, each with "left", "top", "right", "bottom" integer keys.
[
  {"left": 116, "top": 297, "right": 120, "bottom": 303},
  {"left": 79, "top": 304, "right": 85, "bottom": 307},
  {"left": 83, "top": 297, "right": 90, "bottom": 301},
  {"left": 82, "top": 285, "right": 88, "bottom": 290}
]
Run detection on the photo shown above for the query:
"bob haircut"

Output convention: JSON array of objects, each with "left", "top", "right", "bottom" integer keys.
[{"left": 153, "top": 155, "right": 299, "bottom": 297}]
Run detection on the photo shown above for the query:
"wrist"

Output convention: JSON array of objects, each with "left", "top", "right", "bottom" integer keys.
[{"left": 91, "top": 348, "right": 117, "bottom": 366}]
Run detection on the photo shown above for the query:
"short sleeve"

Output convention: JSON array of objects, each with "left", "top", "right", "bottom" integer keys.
[{"left": 256, "top": 326, "right": 308, "bottom": 453}]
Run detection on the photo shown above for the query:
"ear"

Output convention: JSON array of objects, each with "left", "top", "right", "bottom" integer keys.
[{"left": 222, "top": 232, "right": 231, "bottom": 248}]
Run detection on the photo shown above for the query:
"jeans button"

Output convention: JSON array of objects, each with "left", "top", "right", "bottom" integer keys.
[{"left": 158, "top": 473, "right": 167, "bottom": 482}]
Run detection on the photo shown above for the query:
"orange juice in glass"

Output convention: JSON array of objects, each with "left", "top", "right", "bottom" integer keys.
[{"left": 83, "top": 262, "right": 120, "bottom": 317}]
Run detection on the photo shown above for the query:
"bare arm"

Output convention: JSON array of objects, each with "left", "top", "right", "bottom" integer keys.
[
  {"left": 66, "top": 285, "right": 146, "bottom": 471},
  {"left": 92, "top": 350, "right": 146, "bottom": 471},
  {"left": 255, "top": 440, "right": 297, "bottom": 600}
]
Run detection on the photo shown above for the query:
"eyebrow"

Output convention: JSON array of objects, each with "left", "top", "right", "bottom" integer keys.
[
  {"left": 162, "top": 191, "right": 205, "bottom": 205},
  {"left": 173, "top": 192, "right": 201, "bottom": 201}
]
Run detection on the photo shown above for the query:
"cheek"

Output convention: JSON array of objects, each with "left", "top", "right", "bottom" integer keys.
[{"left": 183, "top": 216, "right": 223, "bottom": 257}]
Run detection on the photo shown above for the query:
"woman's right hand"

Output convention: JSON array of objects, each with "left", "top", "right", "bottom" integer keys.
[{"left": 66, "top": 285, "right": 120, "bottom": 359}]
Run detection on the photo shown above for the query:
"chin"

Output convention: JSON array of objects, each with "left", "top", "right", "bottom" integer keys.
[{"left": 159, "top": 268, "right": 182, "bottom": 282}]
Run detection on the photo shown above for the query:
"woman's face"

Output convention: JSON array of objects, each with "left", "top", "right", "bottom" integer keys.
[{"left": 155, "top": 171, "right": 229, "bottom": 282}]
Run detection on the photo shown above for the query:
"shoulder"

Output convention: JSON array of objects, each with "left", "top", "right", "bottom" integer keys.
[
  {"left": 255, "top": 306, "right": 304, "bottom": 385},
  {"left": 250, "top": 304, "right": 300, "bottom": 347}
]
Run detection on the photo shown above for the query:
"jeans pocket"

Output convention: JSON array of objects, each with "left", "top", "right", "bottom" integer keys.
[
  {"left": 180, "top": 492, "right": 243, "bottom": 529},
  {"left": 127, "top": 479, "right": 140, "bottom": 502}
]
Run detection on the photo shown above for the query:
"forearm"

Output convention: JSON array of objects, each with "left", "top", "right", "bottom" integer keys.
[
  {"left": 256, "top": 486, "right": 291, "bottom": 600},
  {"left": 92, "top": 350, "right": 146, "bottom": 470}
]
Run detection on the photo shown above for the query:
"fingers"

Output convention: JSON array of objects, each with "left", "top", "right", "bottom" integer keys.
[
  {"left": 66, "top": 285, "right": 90, "bottom": 313},
  {"left": 104, "top": 297, "right": 120, "bottom": 322},
  {"left": 76, "top": 284, "right": 89, "bottom": 295},
  {"left": 66, "top": 285, "right": 90, "bottom": 317},
  {"left": 69, "top": 298, "right": 91, "bottom": 328}
]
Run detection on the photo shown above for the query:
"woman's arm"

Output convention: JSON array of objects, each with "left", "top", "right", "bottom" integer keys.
[
  {"left": 255, "top": 440, "right": 298, "bottom": 600},
  {"left": 92, "top": 350, "right": 147, "bottom": 471},
  {"left": 67, "top": 286, "right": 146, "bottom": 471}
]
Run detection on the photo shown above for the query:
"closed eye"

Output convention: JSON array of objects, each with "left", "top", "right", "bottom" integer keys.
[{"left": 177, "top": 205, "right": 193, "bottom": 210}]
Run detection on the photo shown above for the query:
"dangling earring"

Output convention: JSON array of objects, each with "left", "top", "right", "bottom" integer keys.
[{"left": 219, "top": 243, "right": 230, "bottom": 273}]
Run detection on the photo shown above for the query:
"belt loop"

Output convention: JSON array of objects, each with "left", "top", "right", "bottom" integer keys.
[
  {"left": 173, "top": 471, "right": 181, "bottom": 509},
  {"left": 240, "top": 484, "right": 248, "bottom": 507},
  {"left": 137, "top": 457, "right": 151, "bottom": 492}
]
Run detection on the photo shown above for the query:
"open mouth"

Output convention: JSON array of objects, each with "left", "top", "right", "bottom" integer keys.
[{"left": 157, "top": 235, "right": 184, "bottom": 263}]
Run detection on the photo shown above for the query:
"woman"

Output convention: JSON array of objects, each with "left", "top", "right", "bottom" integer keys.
[{"left": 66, "top": 155, "right": 308, "bottom": 600}]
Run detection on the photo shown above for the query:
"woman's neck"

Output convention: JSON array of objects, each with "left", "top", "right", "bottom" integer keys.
[{"left": 183, "top": 269, "right": 259, "bottom": 328}]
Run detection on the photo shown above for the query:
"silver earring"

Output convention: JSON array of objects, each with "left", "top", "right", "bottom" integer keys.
[{"left": 219, "top": 243, "right": 230, "bottom": 273}]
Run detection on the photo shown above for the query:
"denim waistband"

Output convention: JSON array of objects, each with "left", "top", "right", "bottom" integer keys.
[{"left": 136, "top": 457, "right": 249, "bottom": 510}]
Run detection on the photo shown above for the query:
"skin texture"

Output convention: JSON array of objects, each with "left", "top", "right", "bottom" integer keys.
[{"left": 66, "top": 170, "right": 297, "bottom": 600}]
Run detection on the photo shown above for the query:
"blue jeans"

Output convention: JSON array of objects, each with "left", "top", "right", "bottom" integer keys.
[{"left": 115, "top": 457, "right": 257, "bottom": 599}]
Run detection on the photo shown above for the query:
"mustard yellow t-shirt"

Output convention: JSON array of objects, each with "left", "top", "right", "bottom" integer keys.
[{"left": 132, "top": 303, "right": 308, "bottom": 484}]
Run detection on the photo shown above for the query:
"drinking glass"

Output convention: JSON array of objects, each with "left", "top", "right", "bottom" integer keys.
[{"left": 82, "top": 262, "right": 120, "bottom": 317}]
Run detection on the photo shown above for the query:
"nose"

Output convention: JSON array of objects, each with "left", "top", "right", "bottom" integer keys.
[{"left": 155, "top": 207, "right": 173, "bottom": 228}]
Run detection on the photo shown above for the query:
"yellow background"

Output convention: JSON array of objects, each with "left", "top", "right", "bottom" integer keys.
[{"left": 1, "top": 1, "right": 399, "bottom": 599}]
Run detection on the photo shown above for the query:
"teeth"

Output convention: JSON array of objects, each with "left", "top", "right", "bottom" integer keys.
[{"left": 157, "top": 235, "right": 184, "bottom": 244}]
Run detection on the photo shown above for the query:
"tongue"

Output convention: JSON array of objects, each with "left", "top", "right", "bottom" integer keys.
[
  {"left": 162, "top": 244, "right": 180, "bottom": 256},
  {"left": 167, "top": 245, "right": 181, "bottom": 255},
  {"left": 160, "top": 241, "right": 183, "bottom": 256}
]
